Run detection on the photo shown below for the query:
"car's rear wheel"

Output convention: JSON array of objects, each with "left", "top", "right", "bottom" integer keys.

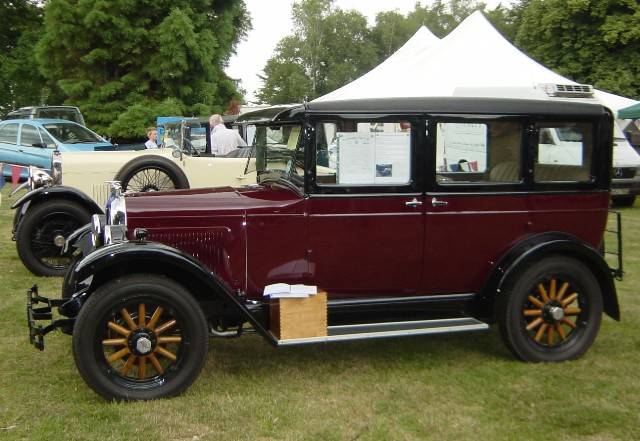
[
  {"left": 498, "top": 256, "right": 602, "bottom": 362},
  {"left": 72, "top": 274, "right": 209, "bottom": 401},
  {"left": 115, "top": 157, "right": 189, "bottom": 192},
  {"left": 16, "top": 200, "right": 91, "bottom": 277}
]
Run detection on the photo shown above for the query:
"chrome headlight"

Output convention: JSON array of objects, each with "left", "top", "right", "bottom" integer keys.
[
  {"left": 51, "top": 151, "right": 62, "bottom": 185},
  {"left": 91, "top": 214, "right": 105, "bottom": 247},
  {"left": 9, "top": 166, "right": 52, "bottom": 196},
  {"left": 104, "top": 181, "right": 127, "bottom": 226},
  {"left": 104, "top": 224, "right": 127, "bottom": 245}
]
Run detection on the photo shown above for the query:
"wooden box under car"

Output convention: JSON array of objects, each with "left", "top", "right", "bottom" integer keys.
[{"left": 269, "top": 291, "right": 328, "bottom": 340}]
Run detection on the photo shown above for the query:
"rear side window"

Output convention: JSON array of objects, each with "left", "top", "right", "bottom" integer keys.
[
  {"left": 316, "top": 120, "right": 412, "bottom": 186},
  {"left": 20, "top": 124, "right": 42, "bottom": 146},
  {"left": 535, "top": 122, "right": 593, "bottom": 182},
  {"left": 435, "top": 120, "right": 523, "bottom": 184},
  {"left": 0, "top": 123, "right": 19, "bottom": 144}
]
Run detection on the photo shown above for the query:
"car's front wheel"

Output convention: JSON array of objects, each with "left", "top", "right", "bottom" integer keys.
[
  {"left": 72, "top": 274, "right": 209, "bottom": 401},
  {"left": 15, "top": 200, "right": 92, "bottom": 277},
  {"left": 498, "top": 256, "right": 603, "bottom": 362}
]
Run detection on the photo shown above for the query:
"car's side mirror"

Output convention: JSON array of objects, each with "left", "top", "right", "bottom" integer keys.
[{"left": 32, "top": 142, "right": 48, "bottom": 148}]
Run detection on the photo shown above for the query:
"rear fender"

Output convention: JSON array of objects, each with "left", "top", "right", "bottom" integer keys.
[
  {"left": 480, "top": 232, "right": 619, "bottom": 322},
  {"left": 66, "top": 241, "right": 275, "bottom": 343}
]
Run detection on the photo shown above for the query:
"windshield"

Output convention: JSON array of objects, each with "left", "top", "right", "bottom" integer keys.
[
  {"left": 160, "top": 121, "right": 208, "bottom": 154},
  {"left": 254, "top": 124, "right": 304, "bottom": 188},
  {"left": 43, "top": 123, "right": 103, "bottom": 144},
  {"left": 37, "top": 108, "right": 83, "bottom": 124}
]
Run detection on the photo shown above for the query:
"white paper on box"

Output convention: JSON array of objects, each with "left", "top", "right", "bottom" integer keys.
[{"left": 264, "top": 283, "right": 318, "bottom": 298}]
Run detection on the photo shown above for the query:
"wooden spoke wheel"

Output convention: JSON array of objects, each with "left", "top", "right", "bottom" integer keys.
[
  {"left": 498, "top": 256, "right": 603, "bottom": 362},
  {"left": 522, "top": 277, "right": 584, "bottom": 348},
  {"left": 73, "top": 275, "right": 208, "bottom": 401},
  {"left": 102, "top": 302, "right": 183, "bottom": 381}
]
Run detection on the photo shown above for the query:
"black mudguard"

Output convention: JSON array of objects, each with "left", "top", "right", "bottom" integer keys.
[
  {"left": 11, "top": 186, "right": 103, "bottom": 233},
  {"left": 480, "top": 232, "right": 620, "bottom": 322},
  {"left": 65, "top": 241, "right": 275, "bottom": 344}
]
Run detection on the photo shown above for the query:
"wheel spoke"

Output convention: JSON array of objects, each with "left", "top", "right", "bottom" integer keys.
[
  {"left": 102, "top": 338, "right": 127, "bottom": 346},
  {"left": 120, "top": 308, "right": 137, "bottom": 330},
  {"left": 555, "top": 323, "right": 566, "bottom": 340},
  {"left": 526, "top": 317, "right": 544, "bottom": 331},
  {"left": 138, "top": 303, "right": 146, "bottom": 328},
  {"left": 537, "top": 283, "right": 550, "bottom": 302},
  {"left": 138, "top": 356, "right": 147, "bottom": 379},
  {"left": 121, "top": 355, "right": 136, "bottom": 375},
  {"left": 148, "top": 353, "right": 164, "bottom": 375},
  {"left": 549, "top": 278, "right": 557, "bottom": 300},
  {"left": 155, "top": 319, "right": 176, "bottom": 335},
  {"left": 523, "top": 309, "right": 542, "bottom": 317},
  {"left": 546, "top": 326, "right": 554, "bottom": 346},
  {"left": 157, "top": 336, "right": 182, "bottom": 344},
  {"left": 155, "top": 345, "right": 177, "bottom": 361},
  {"left": 108, "top": 321, "right": 131, "bottom": 337},
  {"left": 564, "top": 307, "right": 582, "bottom": 316},
  {"left": 147, "top": 306, "right": 163, "bottom": 330},
  {"left": 527, "top": 295, "right": 545, "bottom": 308},
  {"left": 107, "top": 346, "right": 130, "bottom": 363},
  {"left": 562, "top": 293, "right": 578, "bottom": 307},
  {"left": 556, "top": 282, "right": 570, "bottom": 301},
  {"left": 534, "top": 323, "right": 548, "bottom": 342},
  {"left": 561, "top": 317, "right": 577, "bottom": 329}
]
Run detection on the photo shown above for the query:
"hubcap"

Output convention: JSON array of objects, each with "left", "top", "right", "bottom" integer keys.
[
  {"left": 136, "top": 337, "right": 152, "bottom": 354},
  {"left": 53, "top": 234, "right": 66, "bottom": 247},
  {"left": 522, "top": 277, "right": 583, "bottom": 347}
]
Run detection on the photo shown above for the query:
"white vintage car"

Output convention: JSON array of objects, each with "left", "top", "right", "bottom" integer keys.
[{"left": 11, "top": 117, "right": 262, "bottom": 277}]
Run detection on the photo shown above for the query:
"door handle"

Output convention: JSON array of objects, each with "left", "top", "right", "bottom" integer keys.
[
  {"left": 431, "top": 197, "right": 448, "bottom": 207},
  {"left": 405, "top": 198, "right": 423, "bottom": 207}
]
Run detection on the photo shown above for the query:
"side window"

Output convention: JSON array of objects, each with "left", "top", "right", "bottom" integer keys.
[
  {"left": 315, "top": 120, "right": 412, "bottom": 186},
  {"left": 20, "top": 124, "right": 42, "bottom": 146},
  {"left": 0, "top": 123, "right": 19, "bottom": 144},
  {"left": 39, "top": 127, "right": 56, "bottom": 147},
  {"left": 535, "top": 122, "right": 592, "bottom": 183},
  {"left": 435, "top": 120, "right": 523, "bottom": 184}
]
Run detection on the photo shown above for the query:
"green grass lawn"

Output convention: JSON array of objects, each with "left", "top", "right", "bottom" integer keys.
[{"left": 0, "top": 186, "right": 639, "bottom": 441}]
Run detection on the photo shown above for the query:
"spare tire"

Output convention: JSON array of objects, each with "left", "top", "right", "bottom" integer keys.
[{"left": 114, "top": 156, "right": 189, "bottom": 192}]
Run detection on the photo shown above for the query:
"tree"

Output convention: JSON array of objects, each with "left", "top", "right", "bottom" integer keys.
[
  {"left": 0, "top": 0, "right": 46, "bottom": 115},
  {"left": 405, "top": 0, "right": 487, "bottom": 38},
  {"left": 36, "top": 0, "right": 251, "bottom": 138},
  {"left": 516, "top": 0, "right": 640, "bottom": 99},
  {"left": 257, "top": 0, "right": 377, "bottom": 104}
]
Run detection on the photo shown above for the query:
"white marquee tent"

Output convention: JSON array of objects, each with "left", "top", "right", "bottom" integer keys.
[{"left": 314, "top": 11, "right": 638, "bottom": 116}]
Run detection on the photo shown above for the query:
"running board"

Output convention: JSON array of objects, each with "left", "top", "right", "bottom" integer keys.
[{"left": 274, "top": 317, "right": 489, "bottom": 347}]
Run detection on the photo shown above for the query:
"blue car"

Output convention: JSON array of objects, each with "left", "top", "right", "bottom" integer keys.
[{"left": 0, "top": 119, "right": 113, "bottom": 178}]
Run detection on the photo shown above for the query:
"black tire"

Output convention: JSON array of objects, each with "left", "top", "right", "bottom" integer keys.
[
  {"left": 72, "top": 274, "right": 209, "bottom": 401},
  {"left": 114, "top": 156, "right": 189, "bottom": 193},
  {"left": 498, "top": 256, "right": 603, "bottom": 362},
  {"left": 16, "top": 200, "right": 92, "bottom": 277},
  {"left": 611, "top": 195, "right": 635, "bottom": 207}
]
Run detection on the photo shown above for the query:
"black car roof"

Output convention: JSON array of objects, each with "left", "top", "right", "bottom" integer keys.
[{"left": 236, "top": 97, "right": 608, "bottom": 125}]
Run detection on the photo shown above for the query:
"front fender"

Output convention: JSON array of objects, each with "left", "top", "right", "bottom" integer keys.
[
  {"left": 66, "top": 241, "right": 274, "bottom": 343},
  {"left": 481, "top": 232, "right": 619, "bottom": 321},
  {"left": 11, "top": 186, "right": 103, "bottom": 230}
]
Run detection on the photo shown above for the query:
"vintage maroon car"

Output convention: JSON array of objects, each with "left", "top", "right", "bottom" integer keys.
[{"left": 27, "top": 98, "right": 622, "bottom": 401}]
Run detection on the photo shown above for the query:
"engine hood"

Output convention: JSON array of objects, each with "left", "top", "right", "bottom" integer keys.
[{"left": 125, "top": 184, "right": 303, "bottom": 220}]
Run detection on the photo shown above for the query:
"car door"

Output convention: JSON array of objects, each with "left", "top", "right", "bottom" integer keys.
[
  {"left": 0, "top": 123, "right": 23, "bottom": 167},
  {"left": 306, "top": 116, "right": 425, "bottom": 298},
  {"left": 18, "top": 123, "right": 51, "bottom": 169},
  {"left": 424, "top": 117, "right": 530, "bottom": 294}
]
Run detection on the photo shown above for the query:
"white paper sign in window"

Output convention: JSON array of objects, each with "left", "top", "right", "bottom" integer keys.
[{"left": 336, "top": 131, "right": 410, "bottom": 185}]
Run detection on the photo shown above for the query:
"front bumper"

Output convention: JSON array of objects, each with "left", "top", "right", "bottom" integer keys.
[
  {"left": 611, "top": 178, "right": 640, "bottom": 196},
  {"left": 27, "top": 285, "right": 74, "bottom": 350}
]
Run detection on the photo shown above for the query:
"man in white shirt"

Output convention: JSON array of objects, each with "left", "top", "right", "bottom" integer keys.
[
  {"left": 145, "top": 127, "right": 158, "bottom": 149},
  {"left": 209, "top": 114, "right": 246, "bottom": 155}
]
